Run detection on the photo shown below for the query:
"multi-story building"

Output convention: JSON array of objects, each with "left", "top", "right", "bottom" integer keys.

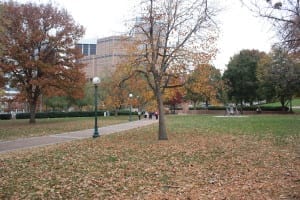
[
  {"left": 76, "top": 39, "right": 97, "bottom": 56},
  {"left": 78, "top": 36, "right": 131, "bottom": 79},
  {"left": 78, "top": 16, "right": 162, "bottom": 80}
]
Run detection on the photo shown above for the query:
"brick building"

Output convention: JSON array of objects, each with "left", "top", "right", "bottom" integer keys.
[{"left": 77, "top": 36, "right": 132, "bottom": 79}]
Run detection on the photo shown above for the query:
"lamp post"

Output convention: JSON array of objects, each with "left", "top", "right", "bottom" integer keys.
[
  {"left": 129, "top": 93, "right": 133, "bottom": 121},
  {"left": 92, "top": 76, "right": 101, "bottom": 138}
]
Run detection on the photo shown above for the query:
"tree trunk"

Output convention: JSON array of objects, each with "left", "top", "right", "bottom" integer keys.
[
  {"left": 239, "top": 100, "right": 243, "bottom": 114},
  {"left": 114, "top": 108, "right": 119, "bottom": 116},
  {"left": 289, "top": 98, "right": 293, "bottom": 112},
  {"left": 29, "top": 102, "right": 37, "bottom": 124},
  {"left": 156, "top": 89, "right": 168, "bottom": 140},
  {"left": 280, "top": 96, "right": 285, "bottom": 111}
]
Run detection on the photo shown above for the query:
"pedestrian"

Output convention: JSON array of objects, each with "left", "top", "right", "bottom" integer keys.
[
  {"left": 155, "top": 111, "right": 158, "bottom": 120},
  {"left": 149, "top": 112, "right": 152, "bottom": 119},
  {"left": 138, "top": 111, "right": 141, "bottom": 120}
]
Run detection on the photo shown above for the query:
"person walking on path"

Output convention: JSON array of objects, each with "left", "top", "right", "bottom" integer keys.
[{"left": 154, "top": 111, "right": 159, "bottom": 120}]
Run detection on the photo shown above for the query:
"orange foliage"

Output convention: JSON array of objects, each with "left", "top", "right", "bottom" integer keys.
[
  {"left": 103, "top": 62, "right": 157, "bottom": 112},
  {"left": 163, "top": 77, "right": 185, "bottom": 104},
  {"left": 186, "top": 64, "right": 222, "bottom": 105},
  {"left": 0, "top": 2, "right": 85, "bottom": 122}
]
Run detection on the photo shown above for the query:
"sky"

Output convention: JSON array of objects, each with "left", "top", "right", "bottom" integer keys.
[{"left": 18, "top": 0, "right": 276, "bottom": 71}]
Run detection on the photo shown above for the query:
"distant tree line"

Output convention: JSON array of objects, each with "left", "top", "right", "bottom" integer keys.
[{"left": 223, "top": 47, "right": 300, "bottom": 112}]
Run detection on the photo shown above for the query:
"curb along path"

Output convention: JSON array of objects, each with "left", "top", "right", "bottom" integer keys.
[{"left": 0, "top": 119, "right": 158, "bottom": 154}]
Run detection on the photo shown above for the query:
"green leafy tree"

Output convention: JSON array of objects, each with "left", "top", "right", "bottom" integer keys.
[
  {"left": 258, "top": 45, "right": 300, "bottom": 111},
  {"left": 44, "top": 96, "right": 69, "bottom": 111},
  {"left": 223, "top": 49, "right": 266, "bottom": 110},
  {"left": 71, "top": 82, "right": 95, "bottom": 111},
  {"left": 256, "top": 52, "right": 277, "bottom": 103},
  {"left": 0, "top": 2, "right": 85, "bottom": 123}
]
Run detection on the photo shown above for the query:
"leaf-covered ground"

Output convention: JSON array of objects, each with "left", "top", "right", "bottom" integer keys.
[{"left": 1, "top": 115, "right": 299, "bottom": 199}]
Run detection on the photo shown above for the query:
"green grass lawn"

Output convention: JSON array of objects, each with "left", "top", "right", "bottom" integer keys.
[
  {"left": 261, "top": 98, "right": 300, "bottom": 114},
  {"left": 168, "top": 114, "right": 300, "bottom": 137},
  {"left": 0, "top": 116, "right": 129, "bottom": 141},
  {"left": 1, "top": 115, "right": 299, "bottom": 199},
  {"left": 291, "top": 98, "right": 300, "bottom": 106},
  {"left": 262, "top": 98, "right": 300, "bottom": 107}
]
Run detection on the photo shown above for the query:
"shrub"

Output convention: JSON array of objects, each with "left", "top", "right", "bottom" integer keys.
[
  {"left": 188, "top": 105, "right": 288, "bottom": 112},
  {"left": 15, "top": 110, "right": 135, "bottom": 119},
  {"left": 189, "top": 106, "right": 226, "bottom": 110},
  {"left": 0, "top": 113, "right": 12, "bottom": 120}
]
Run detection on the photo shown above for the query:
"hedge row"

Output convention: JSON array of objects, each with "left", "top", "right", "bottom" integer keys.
[
  {"left": 249, "top": 106, "right": 289, "bottom": 111},
  {"left": 189, "top": 106, "right": 289, "bottom": 111},
  {"left": 15, "top": 110, "right": 137, "bottom": 119},
  {"left": 0, "top": 113, "right": 12, "bottom": 120},
  {"left": 1, "top": 106, "right": 289, "bottom": 120}
]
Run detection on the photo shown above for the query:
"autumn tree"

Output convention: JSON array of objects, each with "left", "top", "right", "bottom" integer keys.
[
  {"left": 99, "top": 37, "right": 137, "bottom": 115},
  {"left": 102, "top": 77, "right": 129, "bottom": 116},
  {"left": 0, "top": 70, "right": 4, "bottom": 89},
  {"left": 103, "top": 59, "right": 155, "bottom": 115},
  {"left": 0, "top": 5, "right": 4, "bottom": 88},
  {"left": 164, "top": 77, "right": 185, "bottom": 114},
  {"left": 126, "top": 73, "right": 156, "bottom": 112},
  {"left": 164, "top": 90, "right": 184, "bottom": 114},
  {"left": 243, "top": 0, "right": 300, "bottom": 53},
  {"left": 130, "top": 0, "right": 218, "bottom": 140},
  {"left": 185, "top": 64, "right": 221, "bottom": 109},
  {"left": 223, "top": 49, "right": 266, "bottom": 110},
  {"left": 0, "top": 2, "right": 85, "bottom": 123},
  {"left": 118, "top": 37, "right": 157, "bottom": 113}
]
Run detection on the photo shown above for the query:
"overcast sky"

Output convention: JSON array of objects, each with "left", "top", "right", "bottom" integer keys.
[{"left": 18, "top": 0, "right": 276, "bottom": 71}]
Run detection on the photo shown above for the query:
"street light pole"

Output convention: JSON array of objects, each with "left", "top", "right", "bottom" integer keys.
[
  {"left": 92, "top": 77, "right": 101, "bottom": 138},
  {"left": 129, "top": 93, "right": 133, "bottom": 121}
]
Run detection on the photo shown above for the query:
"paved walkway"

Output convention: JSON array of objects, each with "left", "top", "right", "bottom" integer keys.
[{"left": 0, "top": 119, "right": 158, "bottom": 154}]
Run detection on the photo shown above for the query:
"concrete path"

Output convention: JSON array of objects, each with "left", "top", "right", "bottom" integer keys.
[{"left": 0, "top": 119, "right": 158, "bottom": 154}]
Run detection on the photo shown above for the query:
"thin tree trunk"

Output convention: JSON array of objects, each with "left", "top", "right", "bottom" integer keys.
[
  {"left": 240, "top": 100, "right": 243, "bottom": 114},
  {"left": 289, "top": 98, "right": 293, "bottom": 112},
  {"left": 280, "top": 96, "right": 285, "bottom": 111}
]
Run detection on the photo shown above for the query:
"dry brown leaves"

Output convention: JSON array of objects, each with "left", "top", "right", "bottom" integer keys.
[{"left": 1, "top": 128, "right": 299, "bottom": 199}]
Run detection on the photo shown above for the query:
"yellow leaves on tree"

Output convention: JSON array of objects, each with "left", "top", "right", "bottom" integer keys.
[
  {"left": 102, "top": 60, "right": 156, "bottom": 113},
  {"left": 185, "top": 64, "right": 222, "bottom": 106}
]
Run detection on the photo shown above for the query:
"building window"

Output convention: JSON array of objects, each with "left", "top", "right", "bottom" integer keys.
[
  {"left": 90, "top": 44, "right": 96, "bottom": 55},
  {"left": 76, "top": 43, "right": 97, "bottom": 56},
  {"left": 83, "top": 44, "right": 89, "bottom": 55}
]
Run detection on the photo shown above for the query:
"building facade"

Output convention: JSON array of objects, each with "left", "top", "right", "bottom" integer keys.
[{"left": 78, "top": 36, "right": 131, "bottom": 79}]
